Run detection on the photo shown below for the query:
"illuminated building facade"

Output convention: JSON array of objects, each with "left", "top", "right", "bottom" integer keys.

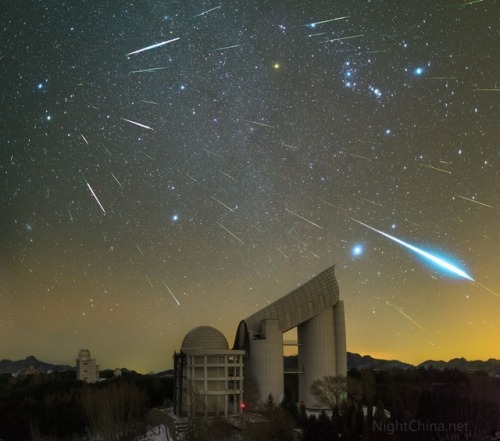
[
  {"left": 234, "top": 265, "right": 346, "bottom": 408},
  {"left": 173, "top": 265, "right": 346, "bottom": 414},
  {"left": 173, "top": 326, "right": 245, "bottom": 417}
]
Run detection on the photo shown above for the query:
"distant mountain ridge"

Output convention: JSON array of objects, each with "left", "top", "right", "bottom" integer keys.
[
  {"left": 0, "top": 355, "right": 74, "bottom": 375},
  {"left": 2, "top": 354, "right": 500, "bottom": 375}
]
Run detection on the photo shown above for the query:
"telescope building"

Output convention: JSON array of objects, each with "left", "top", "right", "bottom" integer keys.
[
  {"left": 234, "top": 265, "right": 346, "bottom": 408},
  {"left": 173, "top": 265, "right": 346, "bottom": 414}
]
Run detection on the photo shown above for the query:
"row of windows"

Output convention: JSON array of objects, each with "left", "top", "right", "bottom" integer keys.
[
  {"left": 188, "top": 367, "right": 242, "bottom": 378},
  {"left": 191, "top": 355, "right": 242, "bottom": 364}
]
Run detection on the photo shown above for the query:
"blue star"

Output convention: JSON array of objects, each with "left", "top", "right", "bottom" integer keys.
[
  {"left": 352, "top": 244, "right": 364, "bottom": 257},
  {"left": 171, "top": 213, "right": 180, "bottom": 222},
  {"left": 413, "top": 67, "right": 424, "bottom": 76}
]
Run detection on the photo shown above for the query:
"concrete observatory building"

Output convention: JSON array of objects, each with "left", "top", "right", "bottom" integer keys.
[{"left": 234, "top": 265, "right": 346, "bottom": 408}]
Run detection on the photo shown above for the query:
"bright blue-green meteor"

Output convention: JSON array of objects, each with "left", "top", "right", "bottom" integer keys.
[{"left": 351, "top": 218, "right": 474, "bottom": 281}]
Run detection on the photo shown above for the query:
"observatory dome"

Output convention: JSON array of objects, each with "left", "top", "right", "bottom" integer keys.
[{"left": 182, "top": 326, "right": 229, "bottom": 350}]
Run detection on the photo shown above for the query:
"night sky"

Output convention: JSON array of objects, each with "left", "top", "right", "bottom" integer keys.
[{"left": 1, "top": 0, "right": 499, "bottom": 373}]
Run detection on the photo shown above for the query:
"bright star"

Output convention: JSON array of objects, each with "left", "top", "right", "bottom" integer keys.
[
  {"left": 352, "top": 244, "right": 364, "bottom": 257},
  {"left": 414, "top": 67, "right": 424, "bottom": 76},
  {"left": 171, "top": 214, "right": 179, "bottom": 222}
]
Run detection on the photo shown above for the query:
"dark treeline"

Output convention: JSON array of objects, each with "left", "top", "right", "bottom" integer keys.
[
  {"left": 0, "top": 367, "right": 499, "bottom": 440},
  {"left": 0, "top": 370, "right": 173, "bottom": 441},
  {"left": 278, "top": 367, "right": 500, "bottom": 441}
]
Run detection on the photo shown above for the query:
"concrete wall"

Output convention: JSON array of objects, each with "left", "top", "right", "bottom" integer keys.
[{"left": 245, "top": 319, "right": 284, "bottom": 404}]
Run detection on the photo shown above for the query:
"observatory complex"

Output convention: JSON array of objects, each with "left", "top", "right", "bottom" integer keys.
[{"left": 173, "top": 265, "right": 346, "bottom": 415}]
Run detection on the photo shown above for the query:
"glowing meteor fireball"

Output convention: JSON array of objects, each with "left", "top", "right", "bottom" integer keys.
[{"left": 350, "top": 217, "right": 474, "bottom": 281}]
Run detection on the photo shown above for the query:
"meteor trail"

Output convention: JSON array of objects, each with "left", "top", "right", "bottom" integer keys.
[
  {"left": 350, "top": 217, "right": 474, "bottom": 281},
  {"left": 325, "top": 34, "right": 364, "bottom": 43},
  {"left": 145, "top": 275, "right": 154, "bottom": 288},
  {"left": 343, "top": 152, "right": 370, "bottom": 160},
  {"left": 418, "top": 163, "right": 451, "bottom": 174},
  {"left": 219, "top": 170, "right": 236, "bottom": 181},
  {"left": 215, "top": 44, "right": 243, "bottom": 51},
  {"left": 387, "top": 302, "right": 428, "bottom": 332},
  {"left": 136, "top": 244, "right": 144, "bottom": 256},
  {"left": 110, "top": 172, "right": 123, "bottom": 188},
  {"left": 81, "top": 134, "right": 89, "bottom": 145},
  {"left": 121, "top": 118, "right": 154, "bottom": 130},
  {"left": 454, "top": 195, "right": 493, "bottom": 208},
  {"left": 162, "top": 280, "right": 180, "bottom": 305},
  {"left": 363, "top": 198, "right": 383, "bottom": 207},
  {"left": 125, "top": 37, "right": 180, "bottom": 56},
  {"left": 217, "top": 222, "right": 245, "bottom": 244},
  {"left": 86, "top": 182, "right": 106, "bottom": 215},
  {"left": 211, "top": 196, "right": 235, "bottom": 212},
  {"left": 129, "top": 67, "right": 167, "bottom": 74},
  {"left": 191, "top": 5, "right": 222, "bottom": 18},
  {"left": 247, "top": 120, "right": 275, "bottom": 128},
  {"left": 286, "top": 208, "right": 323, "bottom": 229},
  {"left": 301, "top": 16, "right": 349, "bottom": 27},
  {"left": 307, "top": 32, "right": 326, "bottom": 38}
]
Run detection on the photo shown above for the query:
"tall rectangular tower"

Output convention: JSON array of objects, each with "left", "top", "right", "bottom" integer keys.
[{"left": 76, "top": 349, "right": 99, "bottom": 383}]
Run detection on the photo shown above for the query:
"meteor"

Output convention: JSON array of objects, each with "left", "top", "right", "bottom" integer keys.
[
  {"left": 418, "top": 163, "right": 451, "bottom": 174},
  {"left": 121, "top": 118, "right": 154, "bottom": 130},
  {"left": 129, "top": 67, "right": 167, "bottom": 74},
  {"left": 387, "top": 302, "right": 428, "bottom": 332},
  {"left": 217, "top": 222, "right": 245, "bottom": 244},
  {"left": 125, "top": 37, "right": 180, "bottom": 56},
  {"left": 215, "top": 44, "right": 243, "bottom": 51},
  {"left": 162, "top": 280, "right": 180, "bottom": 305},
  {"left": 110, "top": 172, "right": 123, "bottom": 188},
  {"left": 247, "top": 120, "right": 275, "bottom": 128},
  {"left": 301, "top": 16, "right": 349, "bottom": 27},
  {"left": 191, "top": 5, "right": 222, "bottom": 18},
  {"left": 86, "top": 182, "right": 106, "bottom": 215},
  {"left": 454, "top": 195, "right": 493, "bottom": 208},
  {"left": 350, "top": 217, "right": 474, "bottom": 281},
  {"left": 325, "top": 34, "right": 364, "bottom": 43},
  {"left": 286, "top": 208, "right": 323, "bottom": 229},
  {"left": 211, "top": 196, "right": 235, "bottom": 212}
]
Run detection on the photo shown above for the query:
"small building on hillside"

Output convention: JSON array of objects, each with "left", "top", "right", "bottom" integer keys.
[{"left": 76, "top": 349, "right": 99, "bottom": 383}]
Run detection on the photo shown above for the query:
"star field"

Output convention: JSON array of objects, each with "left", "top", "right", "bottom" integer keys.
[{"left": 0, "top": 0, "right": 499, "bottom": 372}]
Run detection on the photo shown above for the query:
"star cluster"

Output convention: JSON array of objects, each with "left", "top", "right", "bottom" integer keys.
[{"left": 0, "top": 0, "right": 499, "bottom": 372}]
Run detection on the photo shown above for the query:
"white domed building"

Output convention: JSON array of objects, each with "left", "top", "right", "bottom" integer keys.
[{"left": 173, "top": 326, "right": 245, "bottom": 417}]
